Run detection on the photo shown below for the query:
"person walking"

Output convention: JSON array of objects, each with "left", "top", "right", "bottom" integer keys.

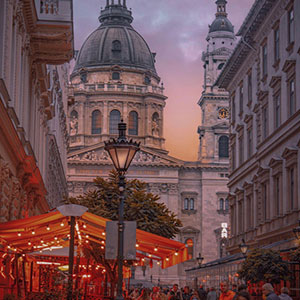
[
  {"left": 279, "top": 287, "right": 293, "bottom": 300},
  {"left": 197, "top": 285, "right": 207, "bottom": 300},
  {"left": 207, "top": 287, "right": 217, "bottom": 300},
  {"left": 219, "top": 282, "right": 236, "bottom": 300},
  {"left": 262, "top": 283, "right": 280, "bottom": 300},
  {"left": 168, "top": 284, "right": 182, "bottom": 300}
]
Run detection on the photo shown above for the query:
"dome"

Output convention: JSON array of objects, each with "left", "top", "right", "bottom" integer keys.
[
  {"left": 209, "top": 16, "right": 234, "bottom": 33},
  {"left": 73, "top": 2, "right": 156, "bottom": 74}
]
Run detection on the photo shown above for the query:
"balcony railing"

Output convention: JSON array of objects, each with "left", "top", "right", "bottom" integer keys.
[{"left": 72, "top": 83, "right": 164, "bottom": 95}]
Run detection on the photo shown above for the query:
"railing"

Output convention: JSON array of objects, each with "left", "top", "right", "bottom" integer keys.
[
  {"left": 72, "top": 83, "right": 164, "bottom": 95},
  {"left": 35, "top": 0, "right": 72, "bottom": 22}
]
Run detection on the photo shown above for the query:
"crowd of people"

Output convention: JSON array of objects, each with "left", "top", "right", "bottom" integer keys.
[{"left": 125, "top": 282, "right": 293, "bottom": 300}]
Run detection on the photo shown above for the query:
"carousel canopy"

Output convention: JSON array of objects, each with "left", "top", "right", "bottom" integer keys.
[{"left": 0, "top": 208, "right": 188, "bottom": 269}]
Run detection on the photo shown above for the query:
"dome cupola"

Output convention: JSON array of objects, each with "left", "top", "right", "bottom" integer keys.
[
  {"left": 73, "top": 0, "right": 157, "bottom": 74},
  {"left": 209, "top": 0, "right": 234, "bottom": 34}
]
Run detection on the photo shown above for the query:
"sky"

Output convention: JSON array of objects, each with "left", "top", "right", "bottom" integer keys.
[{"left": 73, "top": 0, "right": 255, "bottom": 161}]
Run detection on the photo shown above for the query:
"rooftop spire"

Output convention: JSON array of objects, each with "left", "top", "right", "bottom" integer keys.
[
  {"left": 100, "top": 0, "right": 132, "bottom": 25},
  {"left": 215, "top": 0, "right": 228, "bottom": 17}
]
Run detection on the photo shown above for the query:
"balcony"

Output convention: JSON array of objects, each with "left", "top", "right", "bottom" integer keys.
[{"left": 24, "top": 0, "right": 74, "bottom": 64}]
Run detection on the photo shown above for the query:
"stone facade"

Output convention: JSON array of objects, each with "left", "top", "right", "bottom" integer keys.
[
  {"left": 217, "top": 0, "right": 300, "bottom": 253},
  {"left": 0, "top": 0, "right": 73, "bottom": 221},
  {"left": 67, "top": 0, "right": 230, "bottom": 285}
]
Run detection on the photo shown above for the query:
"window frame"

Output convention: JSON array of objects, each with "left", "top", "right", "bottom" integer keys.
[
  {"left": 128, "top": 111, "right": 139, "bottom": 136},
  {"left": 109, "top": 109, "right": 121, "bottom": 134},
  {"left": 91, "top": 110, "right": 102, "bottom": 135}
]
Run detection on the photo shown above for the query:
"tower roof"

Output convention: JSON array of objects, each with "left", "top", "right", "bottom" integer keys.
[
  {"left": 209, "top": 0, "right": 234, "bottom": 34},
  {"left": 73, "top": 0, "right": 156, "bottom": 74}
]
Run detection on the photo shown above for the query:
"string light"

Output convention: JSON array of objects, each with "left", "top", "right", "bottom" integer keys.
[
  {"left": 60, "top": 222, "right": 64, "bottom": 227},
  {"left": 86, "top": 234, "right": 89, "bottom": 238},
  {"left": 46, "top": 225, "right": 50, "bottom": 231},
  {"left": 154, "top": 246, "right": 158, "bottom": 251},
  {"left": 157, "top": 261, "right": 160, "bottom": 265},
  {"left": 83, "top": 224, "right": 87, "bottom": 229},
  {"left": 175, "top": 251, "right": 179, "bottom": 256},
  {"left": 54, "top": 236, "right": 58, "bottom": 240},
  {"left": 17, "top": 232, "right": 22, "bottom": 237},
  {"left": 101, "top": 246, "right": 104, "bottom": 250},
  {"left": 166, "top": 257, "right": 169, "bottom": 261},
  {"left": 28, "top": 241, "right": 32, "bottom": 246},
  {"left": 101, "top": 241, "right": 105, "bottom": 245},
  {"left": 102, "top": 232, "right": 105, "bottom": 236},
  {"left": 135, "top": 243, "right": 139, "bottom": 248},
  {"left": 32, "top": 230, "right": 35, "bottom": 235}
]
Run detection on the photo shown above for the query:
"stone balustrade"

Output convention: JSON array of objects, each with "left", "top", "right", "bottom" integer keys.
[{"left": 72, "top": 83, "right": 164, "bottom": 95}]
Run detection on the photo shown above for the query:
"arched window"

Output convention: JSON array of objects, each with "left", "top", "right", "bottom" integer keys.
[
  {"left": 219, "top": 198, "right": 224, "bottom": 210},
  {"left": 109, "top": 110, "right": 121, "bottom": 134},
  {"left": 71, "top": 110, "right": 78, "bottom": 119},
  {"left": 184, "top": 198, "right": 189, "bottom": 210},
  {"left": 225, "top": 198, "right": 229, "bottom": 211},
  {"left": 190, "top": 198, "right": 195, "bottom": 210},
  {"left": 219, "top": 136, "right": 229, "bottom": 158},
  {"left": 112, "top": 72, "right": 120, "bottom": 80},
  {"left": 91, "top": 110, "right": 102, "bottom": 134},
  {"left": 128, "top": 111, "right": 138, "bottom": 135},
  {"left": 218, "top": 63, "right": 225, "bottom": 70},
  {"left": 186, "top": 239, "right": 194, "bottom": 260}
]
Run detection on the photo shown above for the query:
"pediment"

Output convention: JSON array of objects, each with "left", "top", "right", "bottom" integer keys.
[
  {"left": 68, "top": 145, "right": 183, "bottom": 167},
  {"left": 181, "top": 226, "right": 200, "bottom": 234}
]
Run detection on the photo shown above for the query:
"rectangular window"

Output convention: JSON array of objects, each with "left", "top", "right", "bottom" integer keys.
[
  {"left": 262, "top": 183, "right": 267, "bottom": 221},
  {"left": 262, "top": 106, "right": 268, "bottom": 139},
  {"left": 247, "top": 73, "right": 252, "bottom": 104},
  {"left": 262, "top": 44, "right": 268, "bottom": 78},
  {"left": 238, "top": 201, "right": 243, "bottom": 233},
  {"left": 275, "top": 176, "right": 280, "bottom": 216},
  {"left": 239, "top": 85, "right": 243, "bottom": 114},
  {"left": 239, "top": 136, "right": 244, "bottom": 166},
  {"left": 231, "top": 144, "right": 236, "bottom": 170},
  {"left": 274, "top": 27, "right": 280, "bottom": 62},
  {"left": 247, "top": 196, "right": 252, "bottom": 229},
  {"left": 232, "top": 96, "right": 236, "bottom": 123},
  {"left": 247, "top": 128, "right": 253, "bottom": 158},
  {"left": 274, "top": 93, "right": 281, "bottom": 129},
  {"left": 288, "top": 8, "right": 295, "bottom": 44},
  {"left": 289, "top": 79, "right": 295, "bottom": 116},
  {"left": 290, "top": 168, "right": 295, "bottom": 210}
]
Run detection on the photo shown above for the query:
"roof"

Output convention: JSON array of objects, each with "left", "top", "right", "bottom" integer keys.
[
  {"left": 209, "top": 16, "right": 234, "bottom": 33},
  {"left": 216, "top": 0, "right": 277, "bottom": 89},
  {"left": 0, "top": 207, "right": 188, "bottom": 269},
  {"left": 73, "top": 3, "right": 156, "bottom": 74}
]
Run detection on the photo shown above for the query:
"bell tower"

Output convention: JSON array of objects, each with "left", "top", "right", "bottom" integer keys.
[{"left": 197, "top": 0, "right": 236, "bottom": 162}]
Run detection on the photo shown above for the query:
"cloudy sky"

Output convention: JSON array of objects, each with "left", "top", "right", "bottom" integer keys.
[{"left": 73, "top": 0, "right": 254, "bottom": 161}]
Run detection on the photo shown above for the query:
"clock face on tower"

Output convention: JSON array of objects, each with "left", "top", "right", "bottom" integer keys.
[{"left": 218, "top": 108, "right": 229, "bottom": 119}]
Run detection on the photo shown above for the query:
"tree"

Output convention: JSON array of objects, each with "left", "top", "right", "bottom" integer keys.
[
  {"left": 68, "top": 171, "right": 182, "bottom": 297},
  {"left": 69, "top": 170, "right": 182, "bottom": 238},
  {"left": 238, "top": 248, "right": 290, "bottom": 284}
]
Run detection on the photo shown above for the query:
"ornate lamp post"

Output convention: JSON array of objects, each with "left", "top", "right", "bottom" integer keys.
[
  {"left": 196, "top": 253, "right": 204, "bottom": 267},
  {"left": 293, "top": 220, "right": 300, "bottom": 240},
  {"left": 239, "top": 239, "right": 249, "bottom": 257},
  {"left": 104, "top": 120, "right": 140, "bottom": 300}
]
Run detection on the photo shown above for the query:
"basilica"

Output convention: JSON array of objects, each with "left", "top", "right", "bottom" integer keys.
[{"left": 66, "top": 0, "right": 235, "bottom": 285}]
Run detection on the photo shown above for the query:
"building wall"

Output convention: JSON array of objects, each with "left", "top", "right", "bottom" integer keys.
[
  {"left": 218, "top": 0, "right": 300, "bottom": 253},
  {"left": 0, "top": 0, "right": 73, "bottom": 221}
]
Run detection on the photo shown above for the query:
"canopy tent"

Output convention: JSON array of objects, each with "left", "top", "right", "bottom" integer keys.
[{"left": 0, "top": 209, "right": 188, "bottom": 269}]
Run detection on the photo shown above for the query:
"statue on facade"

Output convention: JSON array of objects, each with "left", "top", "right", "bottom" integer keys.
[
  {"left": 70, "top": 115, "right": 78, "bottom": 135},
  {"left": 152, "top": 119, "right": 159, "bottom": 137}
]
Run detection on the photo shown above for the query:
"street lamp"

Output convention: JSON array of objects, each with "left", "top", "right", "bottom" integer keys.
[
  {"left": 196, "top": 253, "right": 204, "bottom": 267},
  {"left": 104, "top": 120, "right": 140, "bottom": 300},
  {"left": 239, "top": 239, "right": 249, "bottom": 257},
  {"left": 293, "top": 220, "right": 300, "bottom": 240}
]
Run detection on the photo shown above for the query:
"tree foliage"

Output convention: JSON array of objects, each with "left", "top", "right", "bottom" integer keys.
[
  {"left": 238, "top": 248, "right": 290, "bottom": 284},
  {"left": 69, "top": 170, "right": 182, "bottom": 238},
  {"left": 290, "top": 247, "right": 300, "bottom": 262}
]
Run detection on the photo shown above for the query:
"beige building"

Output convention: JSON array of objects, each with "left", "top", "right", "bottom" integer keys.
[
  {"left": 0, "top": 0, "right": 73, "bottom": 221},
  {"left": 187, "top": 0, "right": 300, "bottom": 289},
  {"left": 67, "top": 0, "right": 230, "bottom": 285}
]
